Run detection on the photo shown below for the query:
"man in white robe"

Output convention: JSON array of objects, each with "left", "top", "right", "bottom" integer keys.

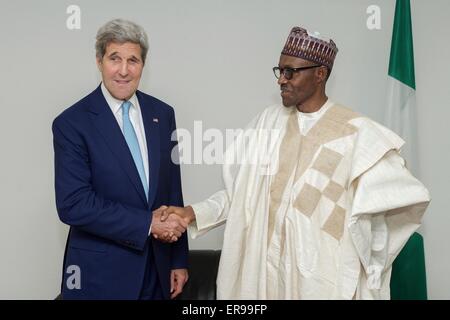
[{"left": 159, "top": 26, "right": 430, "bottom": 299}]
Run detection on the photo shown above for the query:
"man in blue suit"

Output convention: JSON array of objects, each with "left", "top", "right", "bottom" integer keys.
[{"left": 52, "top": 19, "right": 189, "bottom": 299}]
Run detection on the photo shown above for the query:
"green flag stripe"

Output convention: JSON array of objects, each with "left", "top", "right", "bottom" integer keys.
[{"left": 388, "top": 0, "right": 416, "bottom": 90}]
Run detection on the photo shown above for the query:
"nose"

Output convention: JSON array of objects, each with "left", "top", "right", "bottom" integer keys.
[
  {"left": 119, "top": 61, "right": 129, "bottom": 77},
  {"left": 277, "top": 73, "right": 288, "bottom": 85}
]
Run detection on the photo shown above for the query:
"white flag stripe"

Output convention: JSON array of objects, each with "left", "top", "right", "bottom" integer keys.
[{"left": 386, "top": 76, "right": 418, "bottom": 174}]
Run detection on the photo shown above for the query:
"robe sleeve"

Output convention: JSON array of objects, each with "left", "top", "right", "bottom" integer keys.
[
  {"left": 189, "top": 190, "right": 231, "bottom": 238},
  {"left": 349, "top": 149, "right": 430, "bottom": 294}
]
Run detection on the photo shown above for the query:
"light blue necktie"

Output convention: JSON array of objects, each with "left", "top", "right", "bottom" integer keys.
[{"left": 122, "top": 101, "right": 148, "bottom": 199}]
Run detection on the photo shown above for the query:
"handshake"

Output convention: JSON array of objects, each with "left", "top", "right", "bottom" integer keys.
[{"left": 150, "top": 205, "right": 196, "bottom": 243}]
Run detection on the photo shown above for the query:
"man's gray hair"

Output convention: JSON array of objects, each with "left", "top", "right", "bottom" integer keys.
[{"left": 96, "top": 19, "right": 149, "bottom": 64}]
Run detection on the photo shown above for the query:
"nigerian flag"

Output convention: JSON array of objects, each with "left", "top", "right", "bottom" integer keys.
[
  {"left": 385, "top": 0, "right": 419, "bottom": 175},
  {"left": 387, "top": 0, "right": 427, "bottom": 300}
]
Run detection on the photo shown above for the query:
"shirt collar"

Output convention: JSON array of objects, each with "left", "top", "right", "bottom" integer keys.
[
  {"left": 297, "top": 98, "right": 334, "bottom": 119},
  {"left": 101, "top": 82, "right": 139, "bottom": 115}
]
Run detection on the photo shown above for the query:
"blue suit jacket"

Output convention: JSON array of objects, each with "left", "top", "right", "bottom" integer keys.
[{"left": 52, "top": 85, "right": 188, "bottom": 299}]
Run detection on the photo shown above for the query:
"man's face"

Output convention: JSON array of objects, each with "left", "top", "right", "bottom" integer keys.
[
  {"left": 277, "top": 54, "right": 320, "bottom": 108},
  {"left": 97, "top": 41, "right": 144, "bottom": 101}
]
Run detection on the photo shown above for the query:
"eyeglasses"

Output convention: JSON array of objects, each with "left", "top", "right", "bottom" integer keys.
[{"left": 272, "top": 65, "right": 322, "bottom": 80}]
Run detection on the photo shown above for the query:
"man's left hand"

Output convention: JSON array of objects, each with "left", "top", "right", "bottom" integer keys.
[{"left": 170, "top": 268, "right": 189, "bottom": 299}]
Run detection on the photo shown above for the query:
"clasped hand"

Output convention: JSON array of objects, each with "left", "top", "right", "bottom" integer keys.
[{"left": 151, "top": 205, "right": 191, "bottom": 243}]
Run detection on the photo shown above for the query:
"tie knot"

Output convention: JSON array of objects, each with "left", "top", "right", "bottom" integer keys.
[{"left": 122, "top": 101, "right": 132, "bottom": 115}]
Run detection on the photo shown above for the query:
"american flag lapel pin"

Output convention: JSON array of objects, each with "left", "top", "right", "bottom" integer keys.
[{"left": 153, "top": 118, "right": 159, "bottom": 123}]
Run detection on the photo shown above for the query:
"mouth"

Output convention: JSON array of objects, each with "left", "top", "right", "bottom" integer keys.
[
  {"left": 114, "top": 80, "right": 131, "bottom": 85},
  {"left": 280, "top": 85, "right": 290, "bottom": 93},
  {"left": 280, "top": 90, "right": 290, "bottom": 98}
]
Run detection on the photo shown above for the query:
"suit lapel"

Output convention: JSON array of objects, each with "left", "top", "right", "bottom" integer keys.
[
  {"left": 137, "top": 91, "right": 160, "bottom": 208},
  {"left": 87, "top": 85, "right": 148, "bottom": 205}
]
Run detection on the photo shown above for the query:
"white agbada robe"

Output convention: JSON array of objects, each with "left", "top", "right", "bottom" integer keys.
[{"left": 189, "top": 100, "right": 430, "bottom": 299}]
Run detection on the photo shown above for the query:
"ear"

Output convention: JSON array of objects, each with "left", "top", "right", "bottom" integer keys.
[{"left": 316, "top": 66, "right": 328, "bottom": 84}]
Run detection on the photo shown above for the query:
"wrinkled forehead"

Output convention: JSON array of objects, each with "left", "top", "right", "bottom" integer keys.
[{"left": 278, "top": 54, "right": 312, "bottom": 67}]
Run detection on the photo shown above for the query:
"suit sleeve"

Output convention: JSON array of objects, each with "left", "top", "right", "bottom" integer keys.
[
  {"left": 167, "top": 109, "right": 189, "bottom": 269},
  {"left": 52, "top": 115, "right": 151, "bottom": 252}
]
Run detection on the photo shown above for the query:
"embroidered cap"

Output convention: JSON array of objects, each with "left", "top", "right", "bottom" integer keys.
[{"left": 281, "top": 27, "right": 338, "bottom": 70}]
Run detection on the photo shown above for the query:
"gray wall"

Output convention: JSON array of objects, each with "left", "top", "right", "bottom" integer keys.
[{"left": 0, "top": 0, "right": 448, "bottom": 299}]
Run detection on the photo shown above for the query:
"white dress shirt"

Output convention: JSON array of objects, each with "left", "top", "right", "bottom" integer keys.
[
  {"left": 297, "top": 99, "right": 333, "bottom": 135},
  {"left": 100, "top": 83, "right": 149, "bottom": 190}
]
